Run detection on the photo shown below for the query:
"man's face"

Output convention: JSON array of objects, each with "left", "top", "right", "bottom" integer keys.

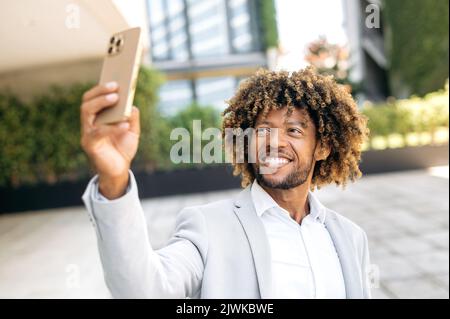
[{"left": 251, "top": 107, "right": 318, "bottom": 190}]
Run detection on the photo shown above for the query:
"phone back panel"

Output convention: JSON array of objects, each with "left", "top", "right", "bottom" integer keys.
[{"left": 96, "top": 27, "right": 142, "bottom": 125}]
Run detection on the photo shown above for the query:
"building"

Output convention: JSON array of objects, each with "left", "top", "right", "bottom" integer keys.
[
  {"left": 0, "top": 0, "right": 277, "bottom": 112},
  {"left": 146, "top": 0, "right": 275, "bottom": 115},
  {"left": 0, "top": 0, "right": 150, "bottom": 100},
  {"left": 343, "top": 0, "right": 389, "bottom": 102}
]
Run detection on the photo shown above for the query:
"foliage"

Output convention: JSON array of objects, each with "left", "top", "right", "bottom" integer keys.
[
  {"left": 0, "top": 66, "right": 164, "bottom": 187},
  {"left": 362, "top": 80, "right": 449, "bottom": 147},
  {"left": 258, "top": 0, "right": 279, "bottom": 49},
  {"left": 383, "top": 0, "right": 449, "bottom": 97},
  {"left": 305, "top": 36, "right": 361, "bottom": 95}
]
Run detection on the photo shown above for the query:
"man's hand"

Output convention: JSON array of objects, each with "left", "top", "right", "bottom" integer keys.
[{"left": 80, "top": 82, "right": 140, "bottom": 199}]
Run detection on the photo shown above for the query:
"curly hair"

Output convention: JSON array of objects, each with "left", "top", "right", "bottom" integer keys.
[{"left": 222, "top": 67, "right": 369, "bottom": 190}]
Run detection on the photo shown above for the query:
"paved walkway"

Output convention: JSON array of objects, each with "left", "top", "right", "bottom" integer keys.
[{"left": 0, "top": 168, "right": 448, "bottom": 299}]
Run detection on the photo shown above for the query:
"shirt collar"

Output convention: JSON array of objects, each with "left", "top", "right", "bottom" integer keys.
[{"left": 251, "top": 179, "right": 326, "bottom": 224}]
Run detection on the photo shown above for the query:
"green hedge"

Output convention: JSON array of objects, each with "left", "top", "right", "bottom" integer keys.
[
  {"left": 258, "top": 0, "right": 279, "bottom": 49},
  {"left": 3, "top": 62, "right": 446, "bottom": 188},
  {"left": 0, "top": 66, "right": 164, "bottom": 187},
  {"left": 0, "top": 83, "right": 92, "bottom": 187},
  {"left": 132, "top": 66, "right": 166, "bottom": 171},
  {"left": 166, "top": 102, "right": 222, "bottom": 169},
  {"left": 383, "top": 0, "right": 449, "bottom": 97},
  {"left": 0, "top": 66, "right": 226, "bottom": 188},
  {"left": 362, "top": 81, "right": 449, "bottom": 147}
]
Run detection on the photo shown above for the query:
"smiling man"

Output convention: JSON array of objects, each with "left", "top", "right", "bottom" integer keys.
[{"left": 81, "top": 67, "right": 371, "bottom": 299}]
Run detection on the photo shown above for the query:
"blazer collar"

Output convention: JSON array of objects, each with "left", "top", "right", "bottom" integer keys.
[
  {"left": 233, "top": 186, "right": 363, "bottom": 299},
  {"left": 324, "top": 210, "right": 363, "bottom": 298},
  {"left": 233, "top": 186, "right": 273, "bottom": 298}
]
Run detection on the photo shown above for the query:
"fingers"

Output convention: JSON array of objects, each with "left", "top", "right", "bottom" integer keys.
[
  {"left": 83, "top": 123, "right": 130, "bottom": 150},
  {"left": 81, "top": 121, "right": 128, "bottom": 154},
  {"left": 80, "top": 82, "right": 119, "bottom": 131},
  {"left": 80, "top": 110, "right": 140, "bottom": 164},
  {"left": 129, "top": 106, "right": 140, "bottom": 136},
  {"left": 88, "top": 107, "right": 139, "bottom": 139},
  {"left": 82, "top": 82, "right": 118, "bottom": 102},
  {"left": 91, "top": 121, "right": 130, "bottom": 138},
  {"left": 81, "top": 92, "right": 119, "bottom": 128}
]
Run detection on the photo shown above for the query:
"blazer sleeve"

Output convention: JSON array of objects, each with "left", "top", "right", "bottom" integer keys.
[
  {"left": 360, "top": 229, "right": 372, "bottom": 299},
  {"left": 82, "top": 171, "right": 208, "bottom": 299}
]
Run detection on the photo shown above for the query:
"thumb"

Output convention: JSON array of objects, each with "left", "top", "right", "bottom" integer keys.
[{"left": 129, "top": 106, "right": 140, "bottom": 136}]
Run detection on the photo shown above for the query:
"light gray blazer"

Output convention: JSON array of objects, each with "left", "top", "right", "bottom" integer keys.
[{"left": 82, "top": 172, "right": 372, "bottom": 299}]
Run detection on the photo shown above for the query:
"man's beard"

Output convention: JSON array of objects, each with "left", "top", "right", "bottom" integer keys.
[{"left": 253, "top": 156, "right": 314, "bottom": 190}]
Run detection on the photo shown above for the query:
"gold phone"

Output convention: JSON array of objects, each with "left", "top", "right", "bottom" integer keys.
[{"left": 95, "top": 27, "right": 142, "bottom": 125}]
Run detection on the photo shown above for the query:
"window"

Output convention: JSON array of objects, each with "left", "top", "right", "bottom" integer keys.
[
  {"left": 188, "top": 0, "right": 230, "bottom": 57},
  {"left": 147, "top": 0, "right": 259, "bottom": 61},
  {"left": 158, "top": 80, "right": 194, "bottom": 115},
  {"left": 196, "top": 76, "right": 236, "bottom": 111},
  {"left": 148, "top": 0, "right": 170, "bottom": 60},
  {"left": 228, "top": 0, "right": 254, "bottom": 52},
  {"left": 167, "top": 0, "right": 190, "bottom": 60}
]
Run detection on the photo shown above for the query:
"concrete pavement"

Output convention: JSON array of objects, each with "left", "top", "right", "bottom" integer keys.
[{"left": 0, "top": 168, "right": 448, "bottom": 298}]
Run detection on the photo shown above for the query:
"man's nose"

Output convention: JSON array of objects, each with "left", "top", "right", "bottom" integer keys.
[
  {"left": 267, "top": 128, "right": 288, "bottom": 149},
  {"left": 278, "top": 130, "right": 289, "bottom": 148}
]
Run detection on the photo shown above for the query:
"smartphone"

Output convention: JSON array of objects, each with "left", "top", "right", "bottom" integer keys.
[{"left": 95, "top": 27, "right": 142, "bottom": 125}]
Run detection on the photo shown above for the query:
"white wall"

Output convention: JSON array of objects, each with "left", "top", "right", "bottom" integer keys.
[{"left": 0, "top": 0, "right": 150, "bottom": 98}]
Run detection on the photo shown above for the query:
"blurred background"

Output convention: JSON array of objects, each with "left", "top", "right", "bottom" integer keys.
[{"left": 0, "top": 0, "right": 448, "bottom": 298}]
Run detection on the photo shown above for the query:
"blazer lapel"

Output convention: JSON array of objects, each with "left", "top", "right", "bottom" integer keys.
[
  {"left": 324, "top": 211, "right": 363, "bottom": 298},
  {"left": 233, "top": 187, "right": 273, "bottom": 298}
]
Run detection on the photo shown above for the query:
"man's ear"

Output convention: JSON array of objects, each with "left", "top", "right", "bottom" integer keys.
[{"left": 314, "top": 141, "right": 331, "bottom": 161}]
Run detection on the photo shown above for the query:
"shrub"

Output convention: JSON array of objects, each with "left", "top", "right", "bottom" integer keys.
[
  {"left": 258, "top": 0, "right": 279, "bottom": 49},
  {"left": 383, "top": 0, "right": 449, "bottom": 97},
  {"left": 164, "top": 102, "right": 222, "bottom": 170},
  {"left": 0, "top": 66, "right": 164, "bottom": 187},
  {"left": 362, "top": 81, "right": 449, "bottom": 147},
  {"left": 0, "top": 92, "right": 36, "bottom": 186},
  {"left": 0, "top": 65, "right": 226, "bottom": 187}
]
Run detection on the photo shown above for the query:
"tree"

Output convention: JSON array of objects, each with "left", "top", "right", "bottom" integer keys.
[
  {"left": 305, "top": 36, "right": 360, "bottom": 94},
  {"left": 383, "top": 0, "right": 449, "bottom": 97}
]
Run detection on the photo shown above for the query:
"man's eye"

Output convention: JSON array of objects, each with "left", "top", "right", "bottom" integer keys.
[{"left": 289, "top": 128, "right": 302, "bottom": 135}]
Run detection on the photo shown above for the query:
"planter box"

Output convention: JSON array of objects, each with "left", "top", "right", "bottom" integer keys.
[
  {"left": 0, "top": 143, "right": 448, "bottom": 213},
  {"left": 0, "top": 165, "right": 241, "bottom": 214},
  {"left": 359, "top": 143, "right": 449, "bottom": 175}
]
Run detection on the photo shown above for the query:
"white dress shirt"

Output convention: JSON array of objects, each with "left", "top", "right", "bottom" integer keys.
[{"left": 251, "top": 180, "right": 346, "bottom": 299}]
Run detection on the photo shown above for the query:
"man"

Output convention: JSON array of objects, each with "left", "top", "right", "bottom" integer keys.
[{"left": 80, "top": 67, "right": 371, "bottom": 299}]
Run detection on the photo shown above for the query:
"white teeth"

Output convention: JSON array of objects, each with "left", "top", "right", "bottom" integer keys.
[{"left": 263, "top": 157, "right": 290, "bottom": 167}]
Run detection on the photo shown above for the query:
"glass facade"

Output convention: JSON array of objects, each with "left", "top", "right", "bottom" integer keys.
[
  {"left": 147, "top": 0, "right": 263, "bottom": 114},
  {"left": 158, "top": 79, "right": 193, "bottom": 115},
  {"left": 228, "top": 0, "right": 254, "bottom": 53},
  {"left": 196, "top": 76, "right": 236, "bottom": 109},
  {"left": 188, "top": 0, "right": 230, "bottom": 58},
  {"left": 148, "top": 0, "right": 190, "bottom": 61},
  {"left": 158, "top": 77, "right": 238, "bottom": 116}
]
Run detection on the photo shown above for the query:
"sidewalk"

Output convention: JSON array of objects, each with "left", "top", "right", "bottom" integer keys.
[{"left": 0, "top": 168, "right": 448, "bottom": 298}]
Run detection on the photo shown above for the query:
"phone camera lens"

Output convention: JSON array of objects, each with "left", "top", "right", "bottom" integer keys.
[
  {"left": 110, "top": 36, "right": 115, "bottom": 44},
  {"left": 116, "top": 39, "right": 122, "bottom": 46},
  {"left": 108, "top": 46, "right": 114, "bottom": 54}
]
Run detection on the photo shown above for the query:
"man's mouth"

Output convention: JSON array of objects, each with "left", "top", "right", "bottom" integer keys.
[{"left": 260, "top": 156, "right": 292, "bottom": 169}]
